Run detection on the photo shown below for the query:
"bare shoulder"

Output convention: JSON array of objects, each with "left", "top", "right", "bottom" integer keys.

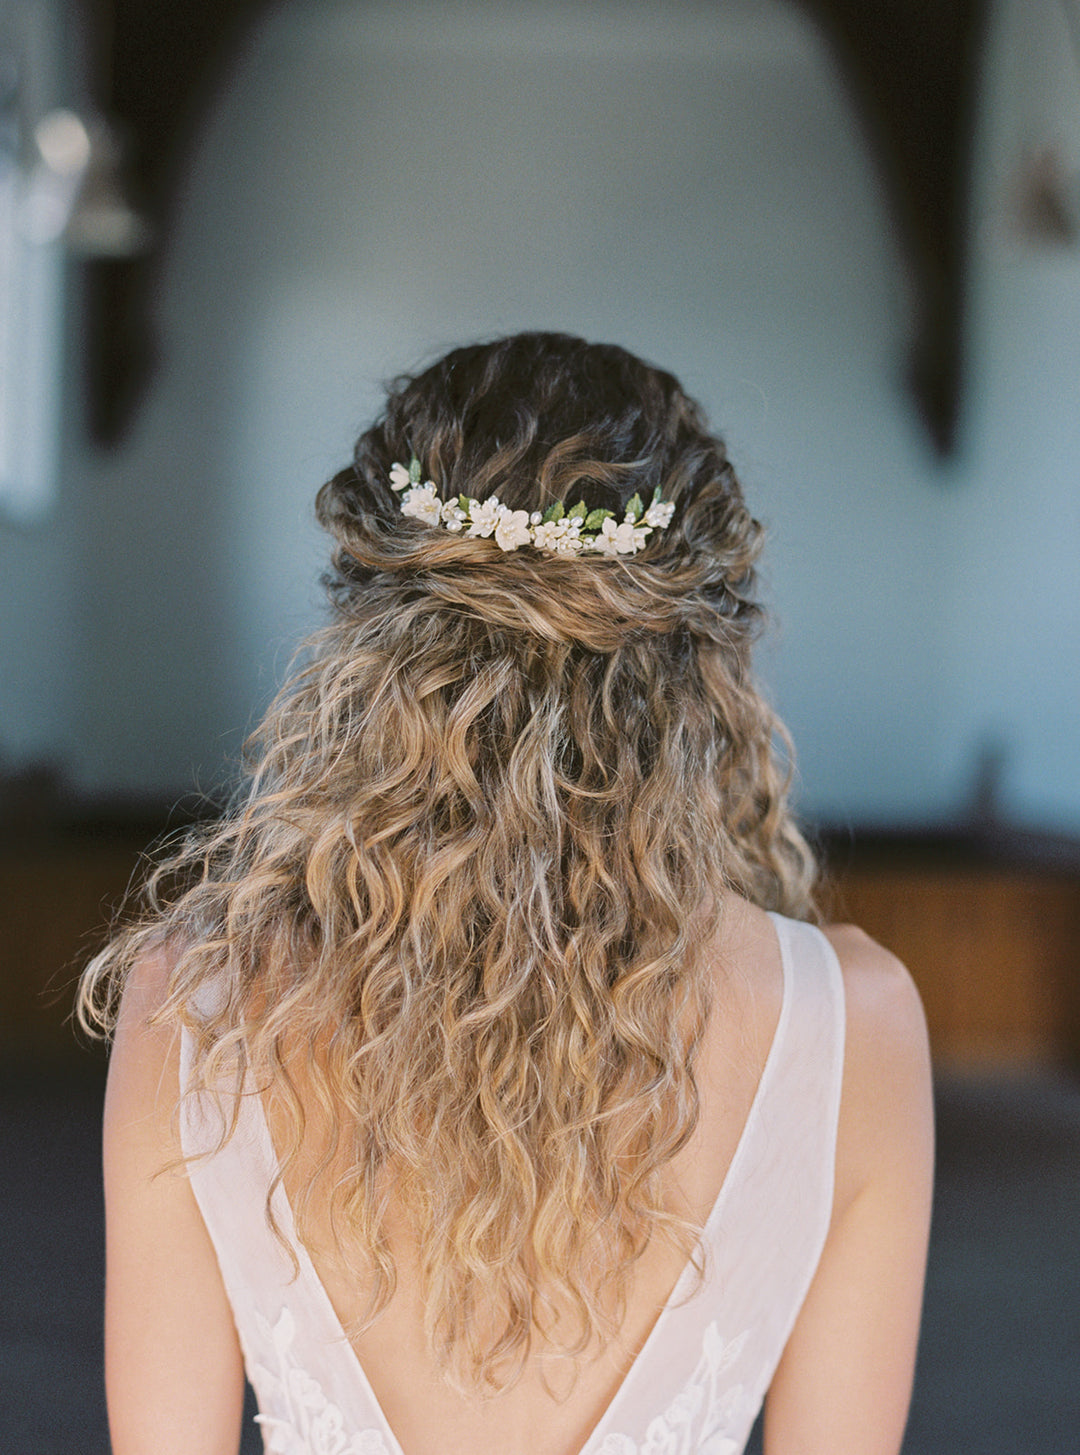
[
  {"left": 824, "top": 922, "right": 928, "bottom": 1058},
  {"left": 101, "top": 942, "right": 247, "bottom": 1452},
  {"left": 105, "top": 943, "right": 185, "bottom": 1159},
  {"left": 114, "top": 940, "right": 178, "bottom": 1030},
  {"left": 763, "top": 925, "right": 935, "bottom": 1451},
  {"left": 822, "top": 923, "right": 934, "bottom": 1212}
]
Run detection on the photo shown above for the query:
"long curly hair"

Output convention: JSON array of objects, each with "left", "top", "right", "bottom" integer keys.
[{"left": 79, "top": 332, "right": 816, "bottom": 1395}]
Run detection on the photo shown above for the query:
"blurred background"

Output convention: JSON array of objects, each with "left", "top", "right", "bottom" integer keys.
[{"left": 0, "top": 0, "right": 1077, "bottom": 1450}]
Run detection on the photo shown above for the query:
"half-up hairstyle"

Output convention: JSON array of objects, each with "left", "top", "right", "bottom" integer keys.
[{"left": 79, "top": 331, "right": 816, "bottom": 1394}]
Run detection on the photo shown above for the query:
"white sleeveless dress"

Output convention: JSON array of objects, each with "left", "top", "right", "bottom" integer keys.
[{"left": 180, "top": 911, "right": 845, "bottom": 1455}]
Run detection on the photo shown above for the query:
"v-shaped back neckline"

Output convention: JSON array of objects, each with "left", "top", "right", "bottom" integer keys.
[{"left": 246, "top": 910, "right": 794, "bottom": 1455}]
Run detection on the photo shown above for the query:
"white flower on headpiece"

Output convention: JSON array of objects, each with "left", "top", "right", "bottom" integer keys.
[
  {"left": 494, "top": 507, "right": 533, "bottom": 552},
  {"left": 531, "top": 520, "right": 566, "bottom": 554},
  {"left": 390, "top": 459, "right": 422, "bottom": 494},
  {"left": 400, "top": 484, "right": 442, "bottom": 525},
  {"left": 644, "top": 498, "right": 675, "bottom": 529},
  {"left": 440, "top": 499, "right": 467, "bottom": 532},
  {"left": 466, "top": 496, "right": 503, "bottom": 538},
  {"left": 593, "top": 518, "right": 644, "bottom": 555},
  {"left": 532, "top": 518, "right": 586, "bottom": 554}
]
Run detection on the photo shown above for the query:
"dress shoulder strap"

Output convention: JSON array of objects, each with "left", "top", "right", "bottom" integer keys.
[
  {"left": 764, "top": 910, "right": 846, "bottom": 1143},
  {"left": 728, "top": 911, "right": 846, "bottom": 1298}
]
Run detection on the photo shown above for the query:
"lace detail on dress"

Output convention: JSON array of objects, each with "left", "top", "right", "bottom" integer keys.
[
  {"left": 250, "top": 1308, "right": 392, "bottom": 1455},
  {"left": 595, "top": 1324, "right": 752, "bottom": 1455}
]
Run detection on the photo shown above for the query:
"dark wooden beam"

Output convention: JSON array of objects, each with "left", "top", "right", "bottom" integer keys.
[
  {"left": 796, "top": 0, "right": 989, "bottom": 455},
  {"left": 74, "top": 0, "right": 268, "bottom": 443}
]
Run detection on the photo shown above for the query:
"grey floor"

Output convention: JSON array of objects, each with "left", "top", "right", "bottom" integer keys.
[{"left": 2, "top": 1068, "right": 1078, "bottom": 1455}]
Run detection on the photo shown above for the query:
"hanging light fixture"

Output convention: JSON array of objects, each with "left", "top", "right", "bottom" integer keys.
[{"left": 18, "top": 105, "right": 150, "bottom": 256}]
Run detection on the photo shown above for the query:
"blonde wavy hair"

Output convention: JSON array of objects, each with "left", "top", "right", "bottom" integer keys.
[{"left": 79, "top": 332, "right": 816, "bottom": 1395}]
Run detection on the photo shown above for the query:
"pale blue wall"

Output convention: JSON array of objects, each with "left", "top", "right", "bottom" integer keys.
[
  {"left": 937, "top": 0, "right": 1080, "bottom": 835},
  {"left": 3, "top": 0, "right": 1078, "bottom": 834}
]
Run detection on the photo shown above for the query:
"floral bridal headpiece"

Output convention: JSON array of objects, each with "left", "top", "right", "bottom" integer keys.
[{"left": 389, "top": 458, "right": 676, "bottom": 557}]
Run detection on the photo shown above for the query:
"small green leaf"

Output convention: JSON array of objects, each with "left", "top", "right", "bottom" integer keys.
[
  {"left": 625, "top": 493, "right": 643, "bottom": 523},
  {"left": 542, "top": 500, "right": 565, "bottom": 524},
  {"left": 409, "top": 457, "right": 422, "bottom": 484},
  {"left": 459, "top": 494, "right": 471, "bottom": 513},
  {"left": 650, "top": 485, "right": 662, "bottom": 504},
  {"left": 568, "top": 500, "right": 587, "bottom": 521},
  {"left": 584, "top": 508, "right": 614, "bottom": 530}
]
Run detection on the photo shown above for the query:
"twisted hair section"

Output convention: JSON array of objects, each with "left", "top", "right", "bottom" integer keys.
[{"left": 78, "top": 333, "right": 816, "bottom": 1395}]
